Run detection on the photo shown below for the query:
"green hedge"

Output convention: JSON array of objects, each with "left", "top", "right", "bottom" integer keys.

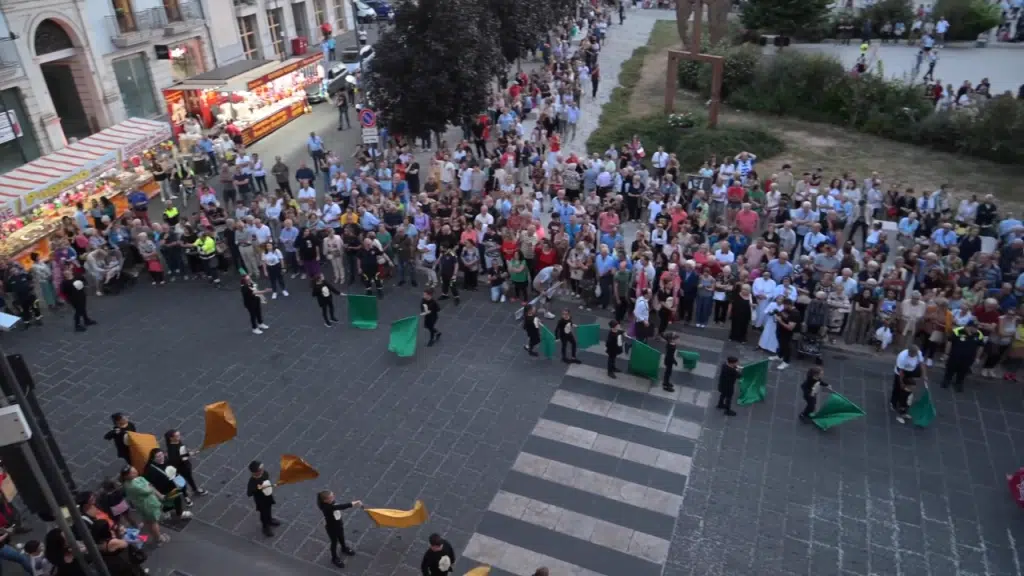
[
  {"left": 585, "top": 29, "right": 786, "bottom": 169},
  {"left": 678, "top": 48, "right": 1024, "bottom": 165}
]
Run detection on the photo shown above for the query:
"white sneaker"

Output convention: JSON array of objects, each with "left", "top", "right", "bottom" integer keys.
[
  {"left": 282, "top": 290, "right": 290, "bottom": 297},
  {"left": 544, "top": 311, "right": 556, "bottom": 319},
  {"left": 180, "top": 511, "right": 193, "bottom": 519},
  {"left": 272, "top": 292, "right": 278, "bottom": 300},
  {"left": 896, "top": 416, "right": 906, "bottom": 424},
  {"left": 259, "top": 323, "right": 269, "bottom": 330},
  {"left": 500, "top": 295, "right": 506, "bottom": 302},
  {"left": 252, "top": 328, "right": 263, "bottom": 335},
  {"left": 777, "top": 362, "right": 789, "bottom": 370},
  {"left": 926, "top": 359, "right": 933, "bottom": 367},
  {"left": 769, "top": 356, "right": 781, "bottom": 361}
]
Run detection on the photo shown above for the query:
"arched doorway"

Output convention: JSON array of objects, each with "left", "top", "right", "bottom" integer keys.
[{"left": 34, "top": 19, "right": 93, "bottom": 140}]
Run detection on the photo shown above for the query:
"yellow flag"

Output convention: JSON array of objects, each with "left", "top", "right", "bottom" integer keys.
[
  {"left": 126, "top": 432, "right": 160, "bottom": 473},
  {"left": 201, "top": 401, "right": 237, "bottom": 449},
  {"left": 464, "top": 567, "right": 491, "bottom": 576},
  {"left": 365, "top": 499, "right": 429, "bottom": 528},
  {"left": 277, "top": 454, "right": 320, "bottom": 486}
]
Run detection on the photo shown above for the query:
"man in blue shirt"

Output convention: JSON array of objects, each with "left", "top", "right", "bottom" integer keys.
[
  {"left": 766, "top": 253, "right": 794, "bottom": 283},
  {"left": 929, "top": 223, "right": 957, "bottom": 250},
  {"left": 127, "top": 188, "right": 149, "bottom": 225},
  {"left": 307, "top": 131, "right": 325, "bottom": 171},
  {"left": 359, "top": 207, "right": 380, "bottom": 232}
]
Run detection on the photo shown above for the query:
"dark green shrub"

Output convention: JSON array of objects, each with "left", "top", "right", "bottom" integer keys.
[
  {"left": 697, "top": 43, "right": 762, "bottom": 100},
  {"left": 587, "top": 114, "right": 786, "bottom": 169},
  {"left": 740, "top": 0, "right": 833, "bottom": 37},
  {"left": 932, "top": 0, "right": 1003, "bottom": 41},
  {"left": 861, "top": 0, "right": 915, "bottom": 28}
]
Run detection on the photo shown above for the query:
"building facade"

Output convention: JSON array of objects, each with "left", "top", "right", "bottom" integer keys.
[
  {"left": 0, "top": 0, "right": 215, "bottom": 173},
  {"left": 212, "top": 0, "right": 355, "bottom": 64}
]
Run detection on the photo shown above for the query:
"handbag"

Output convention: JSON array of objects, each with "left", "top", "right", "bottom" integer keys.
[
  {"left": 109, "top": 499, "right": 130, "bottom": 516},
  {"left": 146, "top": 259, "right": 163, "bottom": 273}
]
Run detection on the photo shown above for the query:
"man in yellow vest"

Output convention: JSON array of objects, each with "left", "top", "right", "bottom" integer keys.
[
  {"left": 194, "top": 229, "right": 220, "bottom": 285},
  {"left": 163, "top": 205, "right": 180, "bottom": 227}
]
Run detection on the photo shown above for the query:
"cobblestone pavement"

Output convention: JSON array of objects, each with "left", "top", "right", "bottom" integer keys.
[{"left": 5, "top": 9, "right": 1024, "bottom": 576}]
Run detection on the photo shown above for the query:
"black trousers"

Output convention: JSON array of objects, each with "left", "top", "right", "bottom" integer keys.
[
  {"left": 717, "top": 388, "right": 733, "bottom": 410},
  {"left": 607, "top": 353, "right": 618, "bottom": 374},
  {"left": 713, "top": 300, "right": 729, "bottom": 323},
  {"left": 526, "top": 328, "right": 540, "bottom": 349},
  {"left": 680, "top": 295, "right": 695, "bottom": 323},
  {"left": 778, "top": 332, "right": 793, "bottom": 363},
  {"left": 258, "top": 505, "right": 273, "bottom": 528},
  {"left": 441, "top": 275, "right": 459, "bottom": 298},
  {"left": 849, "top": 219, "right": 870, "bottom": 247},
  {"left": 72, "top": 304, "right": 92, "bottom": 328},
  {"left": 247, "top": 304, "right": 264, "bottom": 329},
  {"left": 662, "top": 364, "right": 674, "bottom": 388},
  {"left": 320, "top": 301, "right": 337, "bottom": 323},
  {"left": 327, "top": 526, "right": 348, "bottom": 560},
  {"left": 425, "top": 316, "right": 438, "bottom": 340},
  {"left": 942, "top": 361, "right": 971, "bottom": 391},
  {"left": 362, "top": 273, "right": 383, "bottom": 295},
  {"left": 561, "top": 335, "right": 577, "bottom": 359},
  {"left": 179, "top": 465, "right": 200, "bottom": 492},
  {"left": 800, "top": 393, "right": 817, "bottom": 418}
]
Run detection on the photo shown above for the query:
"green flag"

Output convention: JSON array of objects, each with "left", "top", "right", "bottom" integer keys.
[
  {"left": 388, "top": 316, "right": 419, "bottom": 357},
  {"left": 628, "top": 340, "right": 661, "bottom": 381},
  {"left": 810, "top": 392, "right": 865, "bottom": 431},
  {"left": 907, "top": 385, "right": 936, "bottom": 428},
  {"left": 347, "top": 294, "right": 378, "bottom": 330},
  {"left": 540, "top": 324, "right": 556, "bottom": 359},
  {"left": 576, "top": 324, "right": 601, "bottom": 350},
  {"left": 678, "top": 350, "right": 700, "bottom": 370},
  {"left": 737, "top": 360, "right": 770, "bottom": 405}
]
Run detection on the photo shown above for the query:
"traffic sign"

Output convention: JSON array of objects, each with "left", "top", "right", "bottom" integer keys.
[
  {"left": 361, "top": 128, "right": 379, "bottom": 144},
  {"left": 359, "top": 109, "right": 377, "bottom": 128}
]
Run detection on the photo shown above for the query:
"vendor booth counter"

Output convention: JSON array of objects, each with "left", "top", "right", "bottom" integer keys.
[
  {"left": 163, "top": 53, "right": 324, "bottom": 147},
  {"left": 0, "top": 117, "right": 172, "bottom": 266}
]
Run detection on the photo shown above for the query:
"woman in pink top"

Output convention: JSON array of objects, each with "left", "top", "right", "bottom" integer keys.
[{"left": 598, "top": 210, "right": 619, "bottom": 234}]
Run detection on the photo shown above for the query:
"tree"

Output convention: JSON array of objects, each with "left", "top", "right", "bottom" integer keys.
[
  {"left": 675, "top": 0, "right": 733, "bottom": 48},
  {"left": 932, "top": 0, "right": 1002, "bottom": 40},
  {"left": 490, "top": 0, "right": 548, "bottom": 65},
  {"left": 365, "top": 0, "right": 504, "bottom": 138},
  {"left": 740, "top": 0, "right": 832, "bottom": 37}
]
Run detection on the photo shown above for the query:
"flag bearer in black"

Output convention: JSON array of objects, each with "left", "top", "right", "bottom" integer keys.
[
  {"left": 606, "top": 320, "right": 624, "bottom": 378},
  {"left": 662, "top": 332, "right": 679, "bottom": 392},
  {"left": 246, "top": 460, "right": 279, "bottom": 537},
  {"left": 799, "top": 363, "right": 829, "bottom": 421},
  {"left": 316, "top": 490, "right": 362, "bottom": 568},
  {"left": 356, "top": 237, "right": 384, "bottom": 298},
  {"left": 421, "top": 533, "right": 456, "bottom": 576},
  {"left": 942, "top": 321, "right": 986, "bottom": 392},
  {"left": 716, "top": 356, "right": 740, "bottom": 416},
  {"left": 164, "top": 429, "right": 207, "bottom": 495},
  {"left": 60, "top": 268, "right": 96, "bottom": 332},
  {"left": 103, "top": 412, "right": 136, "bottom": 463},
  {"left": 775, "top": 300, "right": 800, "bottom": 371},
  {"left": 312, "top": 273, "right": 342, "bottom": 327},
  {"left": 438, "top": 247, "right": 460, "bottom": 305},
  {"left": 523, "top": 304, "right": 541, "bottom": 356},
  {"left": 554, "top": 310, "right": 582, "bottom": 363},
  {"left": 420, "top": 288, "right": 442, "bottom": 346}
]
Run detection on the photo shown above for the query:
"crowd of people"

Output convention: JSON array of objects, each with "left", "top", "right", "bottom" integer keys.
[{"left": 0, "top": 0, "right": 1022, "bottom": 572}]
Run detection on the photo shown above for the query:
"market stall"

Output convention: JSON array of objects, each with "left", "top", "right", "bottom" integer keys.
[
  {"left": 163, "top": 53, "right": 324, "bottom": 148},
  {"left": 0, "top": 117, "right": 172, "bottom": 265}
]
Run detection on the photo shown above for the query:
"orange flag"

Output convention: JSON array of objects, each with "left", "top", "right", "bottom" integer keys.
[
  {"left": 201, "top": 401, "right": 238, "bottom": 449},
  {"left": 365, "top": 499, "right": 429, "bottom": 528},
  {"left": 277, "top": 454, "right": 319, "bottom": 486},
  {"left": 126, "top": 432, "right": 160, "bottom": 473},
  {"left": 463, "top": 568, "right": 491, "bottom": 576}
]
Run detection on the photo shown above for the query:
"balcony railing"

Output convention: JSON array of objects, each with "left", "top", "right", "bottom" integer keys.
[
  {"left": 164, "top": 0, "right": 204, "bottom": 23},
  {"left": 105, "top": 8, "right": 163, "bottom": 47}
]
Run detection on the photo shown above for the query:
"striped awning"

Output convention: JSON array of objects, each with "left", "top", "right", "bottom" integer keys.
[{"left": 0, "top": 118, "right": 172, "bottom": 208}]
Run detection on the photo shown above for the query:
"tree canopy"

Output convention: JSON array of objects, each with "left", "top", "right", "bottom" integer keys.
[
  {"left": 364, "top": 0, "right": 504, "bottom": 136},
  {"left": 740, "top": 0, "right": 832, "bottom": 37}
]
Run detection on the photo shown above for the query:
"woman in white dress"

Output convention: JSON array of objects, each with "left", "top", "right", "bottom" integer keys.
[
  {"left": 773, "top": 276, "right": 798, "bottom": 304},
  {"left": 758, "top": 295, "right": 783, "bottom": 355},
  {"left": 752, "top": 271, "right": 777, "bottom": 328}
]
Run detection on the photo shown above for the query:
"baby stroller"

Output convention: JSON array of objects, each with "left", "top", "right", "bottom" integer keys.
[{"left": 798, "top": 299, "right": 828, "bottom": 360}]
